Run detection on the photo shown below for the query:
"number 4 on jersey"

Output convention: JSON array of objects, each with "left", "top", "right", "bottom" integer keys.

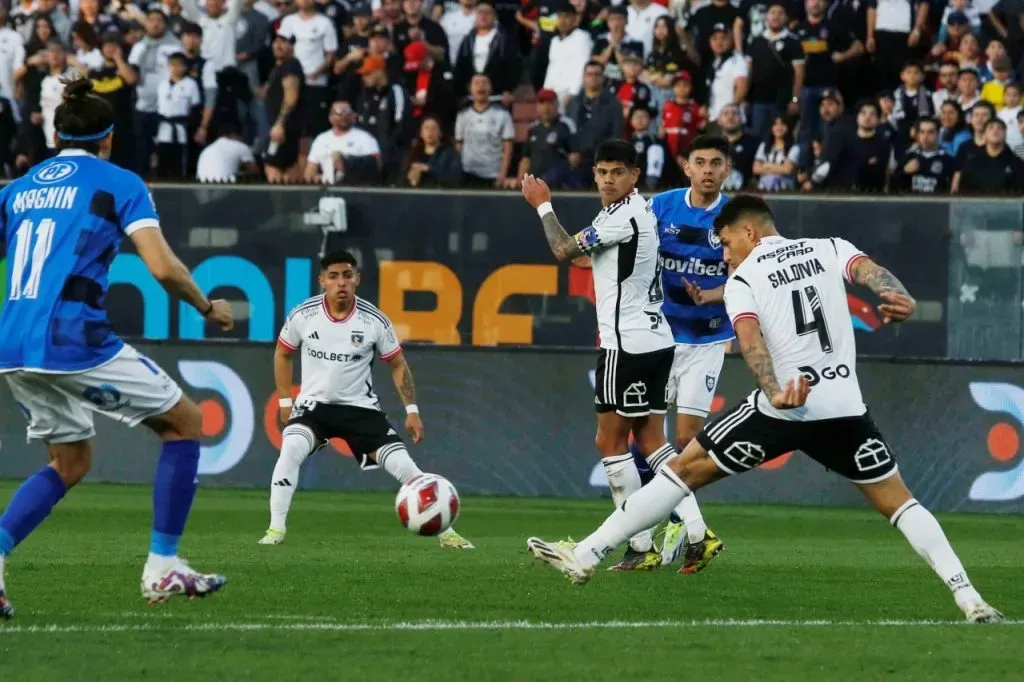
[
  {"left": 8, "top": 219, "right": 56, "bottom": 301},
  {"left": 792, "top": 285, "right": 833, "bottom": 353}
]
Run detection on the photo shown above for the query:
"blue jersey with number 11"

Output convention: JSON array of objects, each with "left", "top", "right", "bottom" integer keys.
[
  {"left": 0, "top": 150, "right": 160, "bottom": 372},
  {"left": 650, "top": 188, "right": 733, "bottom": 345}
]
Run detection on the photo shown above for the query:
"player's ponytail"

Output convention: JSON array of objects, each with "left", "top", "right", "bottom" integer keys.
[{"left": 53, "top": 74, "right": 115, "bottom": 153}]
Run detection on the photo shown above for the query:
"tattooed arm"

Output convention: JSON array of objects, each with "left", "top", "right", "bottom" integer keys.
[
  {"left": 734, "top": 317, "right": 811, "bottom": 409},
  {"left": 387, "top": 352, "right": 424, "bottom": 443},
  {"left": 848, "top": 257, "right": 916, "bottom": 323},
  {"left": 541, "top": 212, "right": 585, "bottom": 262}
]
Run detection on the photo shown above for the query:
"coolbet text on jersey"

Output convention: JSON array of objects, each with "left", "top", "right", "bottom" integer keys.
[
  {"left": 0, "top": 150, "right": 160, "bottom": 372},
  {"left": 649, "top": 188, "right": 733, "bottom": 345}
]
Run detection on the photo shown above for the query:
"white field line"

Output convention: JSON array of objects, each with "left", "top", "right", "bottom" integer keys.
[{"left": 2, "top": 618, "right": 1021, "bottom": 634}]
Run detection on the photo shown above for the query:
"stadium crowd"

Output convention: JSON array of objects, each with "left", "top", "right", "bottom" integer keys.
[{"left": 1, "top": 0, "right": 1024, "bottom": 192}]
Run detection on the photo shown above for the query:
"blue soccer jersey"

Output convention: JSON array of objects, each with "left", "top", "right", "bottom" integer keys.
[
  {"left": 650, "top": 188, "right": 733, "bottom": 345},
  {"left": 0, "top": 150, "right": 160, "bottom": 372}
]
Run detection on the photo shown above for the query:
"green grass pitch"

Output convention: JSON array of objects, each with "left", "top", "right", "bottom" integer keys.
[{"left": 1, "top": 482, "right": 1023, "bottom": 681}]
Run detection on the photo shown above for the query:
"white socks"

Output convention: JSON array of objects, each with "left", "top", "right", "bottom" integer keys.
[
  {"left": 576, "top": 466, "right": 692, "bottom": 568},
  {"left": 602, "top": 453, "right": 651, "bottom": 552},
  {"left": 146, "top": 552, "right": 176, "bottom": 573},
  {"left": 376, "top": 443, "right": 422, "bottom": 484},
  {"left": 675, "top": 495, "right": 708, "bottom": 543},
  {"left": 269, "top": 425, "right": 317, "bottom": 532},
  {"left": 890, "top": 499, "right": 983, "bottom": 608}
]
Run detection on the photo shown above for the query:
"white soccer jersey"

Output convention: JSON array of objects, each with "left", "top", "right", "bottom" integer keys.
[
  {"left": 277, "top": 295, "right": 402, "bottom": 411},
  {"left": 724, "top": 235, "right": 868, "bottom": 422},
  {"left": 574, "top": 189, "right": 675, "bottom": 354}
]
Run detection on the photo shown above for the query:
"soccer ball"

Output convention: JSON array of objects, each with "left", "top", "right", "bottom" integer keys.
[{"left": 395, "top": 474, "right": 460, "bottom": 536}]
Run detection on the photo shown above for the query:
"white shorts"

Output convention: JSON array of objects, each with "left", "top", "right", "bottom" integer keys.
[
  {"left": 3, "top": 344, "right": 183, "bottom": 444},
  {"left": 665, "top": 341, "right": 728, "bottom": 418}
]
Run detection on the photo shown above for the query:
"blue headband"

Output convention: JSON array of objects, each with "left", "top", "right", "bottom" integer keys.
[{"left": 57, "top": 124, "right": 114, "bottom": 142}]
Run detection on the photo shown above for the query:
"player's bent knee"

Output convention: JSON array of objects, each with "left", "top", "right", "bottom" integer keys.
[
  {"left": 668, "top": 440, "right": 722, "bottom": 491},
  {"left": 144, "top": 396, "right": 203, "bottom": 441},
  {"left": 47, "top": 440, "right": 93, "bottom": 487},
  {"left": 856, "top": 473, "right": 914, "bottom": 519}
]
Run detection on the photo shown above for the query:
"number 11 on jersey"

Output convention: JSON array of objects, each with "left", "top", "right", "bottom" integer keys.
[{"left": 7, "top": 218, "right": 56, "bottom": 301}]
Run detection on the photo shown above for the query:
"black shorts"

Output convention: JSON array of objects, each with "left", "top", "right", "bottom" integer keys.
[
  {"left": 288, "top": 402, "right": 402, "bottom": 466},
  {"left": 594, "top": 347, "right": 674, "bottom": 417},
  {"left": 265, "top": 134, "right": 301, "bottom": 170},
  {"left": 695, "top": 395, "right": 898, "bottom": 483}
]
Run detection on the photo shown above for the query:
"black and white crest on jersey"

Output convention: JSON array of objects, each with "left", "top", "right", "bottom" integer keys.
[
  {"left": 706, "top": 374, "right": 716, "bottom": 392},
  {"left": 351, "top": 331, "right": 365, "bottom": 347},
  {"left": 708, "top": 230, "right": 721, "bottom": 248}
]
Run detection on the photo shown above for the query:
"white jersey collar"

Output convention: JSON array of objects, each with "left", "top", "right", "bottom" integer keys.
[{"left": 683, "top": 187, "right": 723, "bottom": 211}]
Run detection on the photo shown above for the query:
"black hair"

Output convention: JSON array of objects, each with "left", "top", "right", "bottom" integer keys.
[
  {"left": 972, "top": 100, "right": 996, "bottom": 119},
  {"left": 320, "top": 251, "right": 358, "bottom": 270},
  {"left": 916, "top": 116, "right": 938, "bottom": 131},
  {"left": 1005, "top": 81, "right": 1022, "bottom": 92},
  {"left": 54, "top": 76, "right": 114, "bottom": 152},
  {"left": 856, "top": 98, "right": 881, "bottom": 118},
  {"left": 689, "top": 133, "right": 730, "bottom": 158},
  {"left": 593, "top": 138, "right": 638, "bottom": 168},
  {"left": 986, "top": 118, "right": 1007, "bottom": 131},
  {"left": 938, "top": 100, "right": 968, "bottom": 141},
  {"left": 584, "top": 59, "right": 604, "bottom": 73},
  {"left": 766, "top": 115, "right": 795, "bottom": 151},
  {"left": 901, "top": 59, "right": 923, "bottom": 73},
  {"left": 713, "top": 194, "right": 774, "bottom": 234}
]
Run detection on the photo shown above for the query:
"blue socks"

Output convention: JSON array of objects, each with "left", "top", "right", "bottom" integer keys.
[
  {"left": 0, "top": 466, "right": 67, "bottom": 556},
  {"left": 150, "top": 440, "right": 201, "bottom": 557}
]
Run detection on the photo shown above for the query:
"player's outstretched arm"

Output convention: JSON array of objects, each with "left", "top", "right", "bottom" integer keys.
[
  {"left": 131, "top": 229, "right": 234, "bottom": 330},
  {"left": 734, "top": 318, "right": 811, "bottom": 409},
  {"left": 848, "top": 258, "right": 916, "bottom": 324},
  {"left": 521, "top": 174, "right": 585, "bottom": 262},
  {"left": 388, "top": 353, "right": 424, "bottom": 444},
  {"left": 274, "top": 343, "right": 295, "bottom": 423}
]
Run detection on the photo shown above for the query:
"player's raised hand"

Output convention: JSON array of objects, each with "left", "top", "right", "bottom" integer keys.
[
  {"left": 205, "top": 299, "right": 235, "bottom": 331},
  {"left": 682, "top": 277, "right": 704, "bottom": 305},
  {"left": 877, "top": 291, "right": 916, "bottom": 324},
  {"left": 769, "top": 376, "right": 811, "bottom": 409},
  {"left": 405, "top": 413, "right": 424, "bottom": 444},
  {"left": 521, "top": 173, "right": 552, "bottom": 209}
]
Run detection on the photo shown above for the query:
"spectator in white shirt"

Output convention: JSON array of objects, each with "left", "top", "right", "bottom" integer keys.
[
  {"left": 279, "top": 0, "right": 338, "bottom": 136},
  {"left": 0, "top": 6, "right": 26, "bottom": 121},
  {"left": 197, "top": 122, "right": 258, "bottom": 181},
  {"left": 626, "top": 0, "right": 669, "bottom": 58},
  {"left": 999, "top": 81, "right": 1023, "bottom": 158},
  {"left": 932, "top": 62, "right": 959, "bottom": 114},
  {"left": 155, "top": 51, "right": 201, "bottom": 177},
  {"left": 304, "top": 100, "right": 383, "bottom": 183},
  {"left": 38, "top": 42, "right": 77, "bottom": 150},
  {"left": 179, "top": 0, "right": 242, "bottom": 73},
  {"left": 128, "top": 8, "right": 181, "bottom": 171},
  {"left": 69, "top": 21, "right": 104, "bottom": 72},
  {"left": 440, "top": 0, "right": 476, "bottom": 64},
  {"left": 706, "top": 22, "right": 747, "bottom": 121},
  {"left": 542, "top": 3, "right": 592, "bottom": 109}
]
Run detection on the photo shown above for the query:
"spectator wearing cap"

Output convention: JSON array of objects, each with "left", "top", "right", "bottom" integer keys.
[
  {"left": 815, "top": 87, "right": 850, "bottom": 156},
  {"left": 278, "top": 0, "right": 338, "bottom": 137},
  {"left": 956, "top": 65, "right": 982, "bottom": 112},
  {"left": 542, "top": 2, "right": 593, "bottom": 109},
  {"left": 645, "top": 16, "right": 699, "bottom": 112},
  {"left": 453, "top": 1, "right": 519, "bottom": 104},
  {"left": 403, "top": 40, "right": 457, "bottom": 134},
  {"left": 516, "top": 87, "right": 580, "bottom": 188},
  {"left": 865, "top": 0, "right": 927, "bottom": 91},
  {"left": 660, "top": 70, "right": 704, "bottom": 183},
  {"left": 957, "top": 118, "right": 1024, "bottom": 193},
  {"left": 454, "top": 72, "right": 514, "bottom": 186},
  {"left": 440, "top": 0, "right": 477, "bottom": 65},
  {"left": 565, "top": 60, "right": 623, "bottom": 184},
  {"left": 612, "top": 54, "right": 652, "bottom": 123},
  {"left": 263, "top": 31, "right": 305, "bottom": 182},
  {"left": 745, "top": 1, "right": 804, "bottom": 140},
  {"left": 627, "top": 106, "right": 664, "bottom": 189},
  {"left": 794, "top": 0, "right": 863, "bottom": 147},
  {"left": 197, "top": 121, "right": 259, "bottom": 182},
  {"left": 895, "top": 117, "right": 954, "bottom": 193},
  {"left": 76, "top": 0, "right": 119, "bottom": 37},
  {"left": 592, "top": 5, "right": 644, "bottom": 84},
  {"left": 690, "top": 0, "right": 742, "bottom": 65},
  {"left": 180, "top": 0, "right": 243, "bottom": 73},
  {"left": 812, "top": 98, "right": 893, "bottom": 191},
  {"left": 304, "top": 100, "right": 383, "bottom": 183},
  {"left": 715, "top": 102, "right": 760, "bottom": 190},
  {"left": 938, "top": 0, "right": 982, "bottom": 35},
  {"left": 705, "top": 21, "right": 748, "bottom": 123},
  {"left": 403, "top": 115, "right": 462, "bottom": 186},
  {"left": 626, "top": 0, "right": 668, "bottom": 59},
  {"left": 981, "top": 56, "right": 1014, "bottom": 109},
  {"left": 356, "top": 53, "right": 411, "bottom": 178},
  {"left": 395, "top": 0, "right": 449, "bottom": 63},
  {"left": 155, "top": 51, "right": 201, "bottom": 178},
  {"left": 89, "top": 30, "right": 138, "bottom": 170},
  {"left": 929, "top": 11, "right": 970, "bottom": 68},
  {"left": 128, "top": 7, "right": 182, "bottom": 173}
]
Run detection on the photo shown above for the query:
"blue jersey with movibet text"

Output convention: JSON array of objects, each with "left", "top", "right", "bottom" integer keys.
[
  {"left": 0, "top": 150, "right": 160, "bottom": 372},
  {"left": 650, "top": 188, "right": 733, "bottom": 345}
]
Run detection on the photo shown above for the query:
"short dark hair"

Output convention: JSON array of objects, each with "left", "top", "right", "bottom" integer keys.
[
  {"left": 901, "top": 59, "right": 923, "bottom": 73},
  {"left": 986, "top": 118, "right": 1007, "bottom": 131},
  {"left": 689, "top": 134, "right": 730, "bottom": 158},
  {"left": 713, "top": 194, "right": 774, "bottom": 234},
  {"left": 594, "top": 138, "right": 638, "bottom": 168},
  {"left": 1005, "top": 81, "right": 1022, "bottom": 93},
  {"left": 54, "top": 76, "right": 114, "bottom": 153},
  {"left": 916, "top": 116, "right": 938, "bottom": 130},
  {"left": 584, "top": 60, "right": 604, "bottom": 73},
  {"left": 857, "top": 98, "right": 881, "bottom": 117},
  {"left": 972, "top": 100, "right": 997, "bottom": 118},
  {"left": 320, "top": 251, "right": 358, "bottom": 270}
]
